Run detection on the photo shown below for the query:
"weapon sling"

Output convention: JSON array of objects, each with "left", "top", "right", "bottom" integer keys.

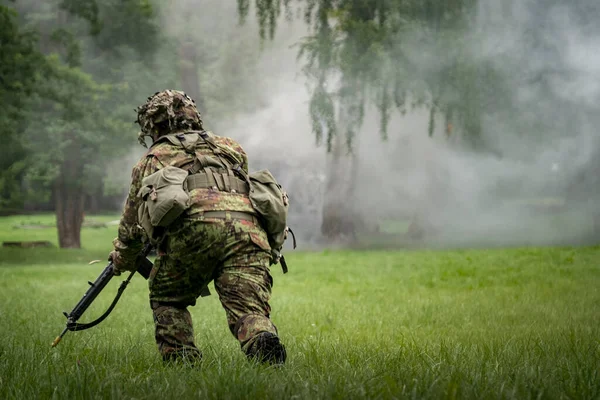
[
  {"left": 65, "top": 269, "right": 137, "bottom": 332},
  {"left": 51, "top": 245, "right": 153, "bottom": 347}
]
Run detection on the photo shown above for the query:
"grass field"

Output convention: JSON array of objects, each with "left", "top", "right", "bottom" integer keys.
[{"left": 0, "top": 214, "right": 599, "bottom": 399}]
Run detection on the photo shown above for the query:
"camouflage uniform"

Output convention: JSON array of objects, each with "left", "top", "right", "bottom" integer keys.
[{"left": 112, "top": 90, "right": 285, "bottom": 364}]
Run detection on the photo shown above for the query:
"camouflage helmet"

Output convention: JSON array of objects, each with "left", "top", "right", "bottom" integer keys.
[{"left": 135, "top": 90, "right": 203, "bottom": 146}]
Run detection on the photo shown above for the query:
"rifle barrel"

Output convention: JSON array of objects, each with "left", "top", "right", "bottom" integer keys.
[{"left": 51, "top": 327, "right": 68, "bottom": 347}]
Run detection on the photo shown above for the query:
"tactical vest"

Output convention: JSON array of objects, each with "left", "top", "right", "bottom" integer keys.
[
  {"left": 137, "top": 131, "right": 295, "bottom": 271},
  {"left": 154, "top": 131, "right": 250, "bottom": 194}
]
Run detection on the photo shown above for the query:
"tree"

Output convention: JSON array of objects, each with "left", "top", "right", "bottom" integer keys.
[
  {"left": 156, "top": 0, "right": 266, "bottom": 123},
  {"left": 22, "top": 61, "right": 131, "bottom": 248},
  {"left": 0, "top": 5, "right": 40, "bottom": 211},
  {"left": 3, "top": 0, "right": 173, "bottom": 248},
  {"left": 238, "top": 0, "right": 485, "bottom": 240},
  {"left": 238, "top": 1, "right": 484, "bottom": 146}
]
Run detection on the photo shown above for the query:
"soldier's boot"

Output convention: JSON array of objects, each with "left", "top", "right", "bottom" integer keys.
[
  {"left": 234, "top": 314, "right": 286, "bottom": 365},
  {"left": 151, "top": 301, "right": 202, "bottom": 365},
  {"left": 244, "top": 332, "right": 287, "bottom": 365}
]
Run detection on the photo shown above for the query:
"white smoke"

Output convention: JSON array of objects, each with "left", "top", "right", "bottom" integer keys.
[
  {"left": 116, "top": 0, "right": 600, "bottom": 248},
  {"left": 222, "top": 0, "right": 600, "bottom": 248}
]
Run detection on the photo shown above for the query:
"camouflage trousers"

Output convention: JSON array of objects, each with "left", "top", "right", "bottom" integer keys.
[{"left": 148, "top": 214, "right": 279, "bottom": 362}]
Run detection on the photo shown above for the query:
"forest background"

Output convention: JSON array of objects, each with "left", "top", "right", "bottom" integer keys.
[{"left": 1, "top": 0, "right": 599, "bottom": 250}]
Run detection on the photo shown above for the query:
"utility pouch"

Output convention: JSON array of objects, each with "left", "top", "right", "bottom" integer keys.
[
  {"left": 247, "top": 169, "right": 292, "bottom": 263},
  {"left": 137, "top": 166, "right": 190, "bottom": 239}
]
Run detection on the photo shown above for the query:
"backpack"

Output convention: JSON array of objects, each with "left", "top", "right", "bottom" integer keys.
[
  {"left": 136, "top": 131, "right": 295, "bottom": 270},
  {"left": 195, "top": 131, "right": 296, "bottom": 269}
]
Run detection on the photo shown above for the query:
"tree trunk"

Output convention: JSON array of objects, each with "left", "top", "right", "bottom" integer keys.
[
  {"left": 320, "top": 134, "right": 359, "bottom": 242},
  {"left": 55, "top": 175, "right": 85, "bottom": 249},
  {"left": 178, "top": 39, "right": 204, "bottom": 110},
  {"left": 54, "top": 139, "right": 85, "bottom": 249},
  {"left": 86, "top": 192, "right": 100, "bottom": 214}
]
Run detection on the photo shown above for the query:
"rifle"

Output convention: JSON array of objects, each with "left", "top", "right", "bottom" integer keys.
[{"left": 51, "top": 243, "right": 154, "bottom": 347}]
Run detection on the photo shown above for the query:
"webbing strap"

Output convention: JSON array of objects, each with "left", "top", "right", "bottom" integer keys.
[
  {"left": 203, "top": 167, "right": 217, "bottom": 188},
  {"left": 67, "top": 270, "right": 136, "bottom": 331},
  {"left": 188, "top": 152, "right": 206, "bottom": 174},
  {"left": 280, "top": 255, "right": 289, "bottom": 274},
  {"left": 200, "top": 210, "right": 258, "bottom": 224},
  {"left": 187, "top": 172, "right": 249, "bottom": 193},
  {"left": 176, "top": 130, "right": 249, "bottom": 192},
  {"left": 222, "top": 173, "right": 231, "bottom": 192},
  {"left": 197, "top": 131, "right": 247, "bottom": 177},
  {"left": 212, "top": 171, "right": 224, "bottom": 191}
]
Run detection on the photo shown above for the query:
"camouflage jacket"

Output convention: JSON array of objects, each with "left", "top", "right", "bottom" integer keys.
[{"left": 113, "top": 130, "right": 256, "bottom": 268}]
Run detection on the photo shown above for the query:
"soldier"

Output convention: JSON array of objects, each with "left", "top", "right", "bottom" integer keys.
[{"left": 108, "top": 90, "right": 286, "bottom": 365}]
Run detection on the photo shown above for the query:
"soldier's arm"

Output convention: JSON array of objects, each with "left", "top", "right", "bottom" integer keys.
[{"left": 113, "top": 156, "right": 159, "bottom": 269}]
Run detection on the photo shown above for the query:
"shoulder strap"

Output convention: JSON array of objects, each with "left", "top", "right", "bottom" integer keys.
[
  {"left": 150, "top": 134, "right": 180, "bottom": 148},
  {"left": 194, "top": 131, "right": 250, "bottom": 183},
  {"left": 149, "top": 132, "right": 223, "bottom": 175},
  {"left": 149, "top": 132, "right": 202, "bottom": 151}
]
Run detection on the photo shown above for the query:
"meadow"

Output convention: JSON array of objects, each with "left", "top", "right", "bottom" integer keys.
[{"left": 0, "top": 214, "right": 598, "bottom": 399}]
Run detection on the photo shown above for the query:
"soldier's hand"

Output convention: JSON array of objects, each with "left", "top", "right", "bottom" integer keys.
[{"left": 108, "top": 250, "right": 125, "bottom": 276}]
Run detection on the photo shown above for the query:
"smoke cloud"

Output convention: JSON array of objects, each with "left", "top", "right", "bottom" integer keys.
[
  {"left": 235, "top": 0, "right": 600, "bottom": 248},
  {"left": 114, "top": 0, "right": 600, "bottom": 249}
]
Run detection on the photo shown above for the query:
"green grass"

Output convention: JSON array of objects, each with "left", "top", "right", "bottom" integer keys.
[
  {"left": 0, "top": 215, "right": 599, "bottom": 399},
  {"left": 0, "top": 214, "right": 120, "bottom": 265}
]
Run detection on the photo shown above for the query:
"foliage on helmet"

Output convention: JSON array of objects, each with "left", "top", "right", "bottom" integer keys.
[{"left": 135, "top": 90, "right": 203, "bottom": 146}]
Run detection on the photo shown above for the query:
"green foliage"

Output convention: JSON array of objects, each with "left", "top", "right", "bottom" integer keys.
[
  {"left": 309, "top": 87, "right": 336, "bottom": 150},
  {"left": 90, "top": 0, "right": 159, "bottom": 58},
  {"left": 240, "top": 0, "right": 494, "bottom": 150},
  {"left": 0, "top": 0, "right": 183, "bottom": 247},
  {"left": 0, "top": 213, "right": 598, "bottom": 398},
  {"left": 59, "top": 0, "right": 101, "bottom": 35},
  {"left": 0, "top": 213, "right": 119, "bottom": 262},
  {"left": 158, "top": 1, "right": 278, "bottom": 127},
  {"left": 21, "top": 56, "right": 130, "bottom": 195},
  {"left": 2, "top": 0, "right": 272, "bottom": 216},
  {"left": 49, "top": 28, "right": 81, "bottom": 67},
  {"left": 0, "top": 5, "right": 45, "bottom": 208},
  {"left": 238, "top": 0, "right": 292, "bottom": 39},
  {"left": 0, "top": 6, "right": 41, "bottom": 100},
  {"left": 0, "top": 1, "right": 177, "bottom": 213},
  {"left": 60, "top": 0, "right": 158, "bottom": 49}
]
